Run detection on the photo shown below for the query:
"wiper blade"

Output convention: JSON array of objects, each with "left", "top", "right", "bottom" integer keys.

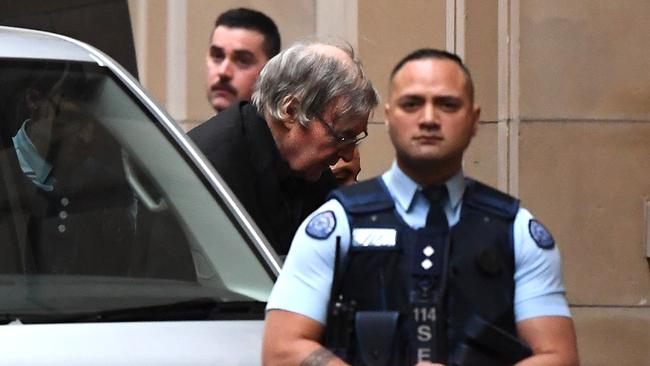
[
  {"left": 96, "top": 298, "right": 266, "bottom": 322},
  {"left": 2, "top": 299, "right": 266, "bottom": 324},
  {"left": 87, "top": 298, "right": 222, "bottom": 322}
]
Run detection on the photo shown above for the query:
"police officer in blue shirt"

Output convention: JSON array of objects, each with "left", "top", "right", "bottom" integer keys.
[{"left": 263, "top": 49, "right": 579, "bottom": 366}]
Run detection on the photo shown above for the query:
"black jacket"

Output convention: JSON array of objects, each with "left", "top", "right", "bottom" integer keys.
[{"left": 188, "top": 102, "right": 337, "bottom": 255}]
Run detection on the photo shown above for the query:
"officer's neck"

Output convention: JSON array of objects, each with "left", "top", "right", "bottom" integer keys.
[{"left": 397, "top": 158, "right": 461, "bottom": 187}]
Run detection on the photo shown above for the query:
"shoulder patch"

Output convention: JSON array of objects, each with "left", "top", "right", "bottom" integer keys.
[
  {"left": 305, "top": 210, "right": 337, "bottom": 240},
  {"left": 529, "top": 219, "right": 555, "bottom": 249}
]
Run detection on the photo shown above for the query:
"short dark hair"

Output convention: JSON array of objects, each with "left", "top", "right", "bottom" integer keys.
[
  {"left": 215, "top": 8, "right": 281, "bottom": 59},
  {"left": 390, "top": 48, "right": 474, "bottom": 102}
]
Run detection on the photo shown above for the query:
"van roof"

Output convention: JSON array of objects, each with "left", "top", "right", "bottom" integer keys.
[{"left": 0, "top": 26, "right": 98, "bottom": 63}]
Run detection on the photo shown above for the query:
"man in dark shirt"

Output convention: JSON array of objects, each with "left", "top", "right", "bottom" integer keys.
[{"left": 189, "top": 41, "right": 378, "bottom": 255}]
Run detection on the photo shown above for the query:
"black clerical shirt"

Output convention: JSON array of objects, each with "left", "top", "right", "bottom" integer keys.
[{"left": 189, "top": 102, "right": 337, "bottom": 255}]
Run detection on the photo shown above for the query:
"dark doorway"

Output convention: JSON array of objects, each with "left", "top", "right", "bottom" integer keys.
[{"left": 0, "top": 0, "right": 139, "bottom": 79}]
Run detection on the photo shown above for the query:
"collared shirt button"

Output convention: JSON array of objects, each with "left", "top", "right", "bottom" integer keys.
[
  {"left": 59, "top": 211, "right": 68, "bottom": 220},
  {"left": 57, "top": 224, "right": 66, "bottom": 233},
  {"left": 60, "top": 197, "right": 70, "bottom": 206}
]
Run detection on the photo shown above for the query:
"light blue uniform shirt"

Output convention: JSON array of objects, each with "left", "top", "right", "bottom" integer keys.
[{"left": 267, "top": 162, "right": 570, "bottom": 324}]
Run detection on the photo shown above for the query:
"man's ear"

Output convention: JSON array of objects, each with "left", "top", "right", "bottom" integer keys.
[
  {"left": 279, "top": 96, "right": 299, "bottom": 130},
  {"left": 384, "top": 102, "right": 391, "bottom": 127},
  {"left": 471, "top": 104, "right": 481, "bottom": 136}
]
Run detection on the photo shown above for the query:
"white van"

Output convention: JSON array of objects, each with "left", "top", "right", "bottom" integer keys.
[{"left": 0, "top": 26, "right": 281, "bottom": 365}]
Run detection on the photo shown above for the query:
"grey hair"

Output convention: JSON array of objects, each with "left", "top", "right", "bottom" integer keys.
[{"left": 252, "top": 40, "right": 379, "bottom": 126}]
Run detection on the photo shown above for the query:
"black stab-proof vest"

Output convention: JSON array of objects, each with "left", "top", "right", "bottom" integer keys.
[{"left": 324, "top": 177, "right": 531, "bottom": 366}]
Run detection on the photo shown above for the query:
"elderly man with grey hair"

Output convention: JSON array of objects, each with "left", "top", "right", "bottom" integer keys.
[{"left": 188, "top": 40, "right": 379, "bottom": 256}]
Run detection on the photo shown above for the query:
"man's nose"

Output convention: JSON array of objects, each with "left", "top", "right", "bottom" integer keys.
[
  {"left": 420, "top": 102, "right": 440, "bottom": 128},
  {"left": 422, "top": 102, "right": 436, "bottom": 123},
  {"left": 217, "top": 58, "right": 233, "bottom": 78}
]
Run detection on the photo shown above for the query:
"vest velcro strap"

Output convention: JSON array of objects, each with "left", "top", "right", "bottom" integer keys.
[{"left": 354, "top": 311, "right": 400, "bottom": 366}]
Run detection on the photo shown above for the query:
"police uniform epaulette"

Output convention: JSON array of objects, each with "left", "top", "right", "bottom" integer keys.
[
  {"left": 328, "top": 177, "right": 394, "bottom": 214},
  {"left": 463, "top": 179, "right": 520, "bottom": 219}
]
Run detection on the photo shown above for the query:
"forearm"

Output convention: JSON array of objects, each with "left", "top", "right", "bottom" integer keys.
[
  {"left": 299, "top": 346, "right": 349, "bottom": 366},
  {"left": 263, "top": 310, "right": 349, "bottom": 366},
  {"left": 263, "top": 339, "right": 348, "bottom": 366}
]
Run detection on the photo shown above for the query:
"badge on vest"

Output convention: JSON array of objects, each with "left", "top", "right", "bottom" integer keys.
[
  {"left": 305, "top": 210, "right": 336, "bottom": 239},
  {"left": 352, "top": 228, "right": 397, "bottom": 248},
  {"left": 529, "top": 219, "right": 555, "bottom": 249}
]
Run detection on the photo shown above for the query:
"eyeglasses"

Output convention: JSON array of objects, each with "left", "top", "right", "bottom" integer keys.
[{"left": 316, "top": 116, "right": 368, "bottom": 147}]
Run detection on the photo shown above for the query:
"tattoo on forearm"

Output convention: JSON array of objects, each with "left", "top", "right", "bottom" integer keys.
[{"left": 300, "top": 347, "right": 336, "bottom": 366}]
